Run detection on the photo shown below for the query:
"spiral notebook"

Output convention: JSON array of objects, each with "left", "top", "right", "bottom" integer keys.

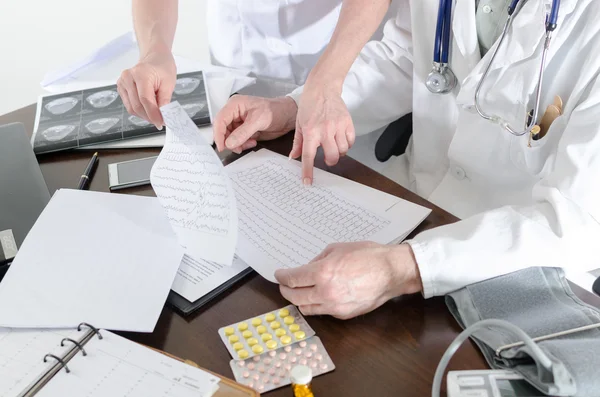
[{"left": 0, "top": 323, "right": 255, "bottom": 397}]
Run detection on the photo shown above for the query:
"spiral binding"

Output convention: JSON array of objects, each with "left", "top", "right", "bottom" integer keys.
[
  {"left": 60, "top": 338, "right": 87, "bottom": 356},
  {"left": 77, "top": 322, "right": 103, "bottom": 340},
  {"left": 20, "top": 322, "right": 103, "bottom": 397},
  {"left": 43, "top": 354, "right": 70, "bottom": 374}
]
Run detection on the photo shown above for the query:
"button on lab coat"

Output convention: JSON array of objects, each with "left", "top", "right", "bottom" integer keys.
[{"left": 291, "top": 0, "right": 600, "bottom": 298}]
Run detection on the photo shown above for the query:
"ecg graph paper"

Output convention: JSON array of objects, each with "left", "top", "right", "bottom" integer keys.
[
  {"left": 0, "top": 328, "right": 81, "bottom": 397},
  {"left": 151, "top": 101, "right": 237, "bottom": 266},
  {"left": 230, "top": 159, "right": 392, "bottom": 276},
  {"left": 36, "top": 331, "right": 219, "bottom": 397}
]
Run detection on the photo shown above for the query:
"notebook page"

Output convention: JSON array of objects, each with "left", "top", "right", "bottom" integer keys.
[
  {"left": 36, "top": 331, "right": 220, "bottom": 397},
  {"left": 226, "top": 149, "right": 431, "bottom": 282},
  {"left": 151, "top": 101, "right": 237, "bottom": 266},
  {"left": 0, "top": 328, "right": 81, "bottom": 397}
]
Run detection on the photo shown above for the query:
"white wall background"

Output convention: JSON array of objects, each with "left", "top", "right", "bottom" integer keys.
[{"left": 0, "top": 0, "right": 209, "bottom": 116}]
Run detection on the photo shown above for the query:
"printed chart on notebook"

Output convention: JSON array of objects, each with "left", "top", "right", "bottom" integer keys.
[{"left": 226, "top": 150, "right": 431, "bottom": 282}]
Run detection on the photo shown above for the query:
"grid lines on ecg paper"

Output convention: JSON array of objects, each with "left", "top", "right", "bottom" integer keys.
[
  {"left": 233, "top": 161, "right": 390, "bottom": 240},
  {"left": 151, "top": 105, "right": 231, "bottom": 237}
]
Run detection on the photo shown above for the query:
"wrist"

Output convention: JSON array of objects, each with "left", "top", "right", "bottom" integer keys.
[
  {"left": 385, "top": 244, "right": 423, "bottom": 298},
  {"left": 276, "top": 96, "right": 298, "bottom": 132},
  {"left": 139, "top": 40, "right": 172, "bottom": 62}
]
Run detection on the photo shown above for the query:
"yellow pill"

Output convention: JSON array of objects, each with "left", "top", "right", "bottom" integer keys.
[
  {"left": 280, "top": 335, "right": 292, "bottom": 345},
  {"left": 237, "top": 349, "right": 249, "bottom": 359},
  {"left": 289, "top": 324, "right": 300, "bottom": 332},
  {"left": 238, "top": 322, "right": 248, "bottom": 331},
  {"left": 283, "top": 316, "right": 295, "bottom": 325},
  {"left": 242, "top": 330, "right": 253, "bottom": 339},
  {"left": 278, "top": 308, "right": 290, "bottom": 317},
  {"left": 251, "top": 318, "right": 262, "bottom": 326},
  {"left": 228, "top": 335, "right": 239, "bottom": 343},
  {"left": 247, "top": 338, "right": 258, "bottom": 346},
  {"left": 275, "top": 328, "right": 287, "bottom": 337},
  {"left": 252, "top": 344, "right": 264, "bottom": 354},
  {"left": 270, "top": 321, "right": 281, "bottom": 330},
  {"left": 294, "top": 331, "right": 306, "bottom": 340},
  {"left": 265, "top": 313, "right": 276, "bottom": 322},
  {"left": 233, "top": 342, "right": 244, "bottom": 351},
  {"left": 256, "top": 325, "right": 267, "bottom": 334},
  {"left": 224, "top": 327, "right": 235, "bottom": 336},
  {"left": 261, "top": 333, "right": 273, "bottom": 342},
  {"left": 266, "top": 340, "right": 278, "bottom": 350}
]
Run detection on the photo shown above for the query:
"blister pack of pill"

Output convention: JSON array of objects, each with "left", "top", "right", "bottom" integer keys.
[
  {"left": 229, "top": 337, "right": 334, "bottom": 393},
  {"left": 219, "top": 305, "right": 316, "bottom": 360}
]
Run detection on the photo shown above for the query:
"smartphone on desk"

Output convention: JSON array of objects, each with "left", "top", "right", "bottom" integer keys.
[{"left": 108, "top": 156, "right": 157, "bottom": 191}]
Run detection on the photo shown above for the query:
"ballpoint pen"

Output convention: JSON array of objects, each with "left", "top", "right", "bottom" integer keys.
[{"left": 78, "top": 152, "right": 99, "bottom": 190}]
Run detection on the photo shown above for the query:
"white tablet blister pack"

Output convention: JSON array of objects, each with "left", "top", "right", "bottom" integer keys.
[{"left": 229, "top": 337, "right": 334, "bottom": 393}]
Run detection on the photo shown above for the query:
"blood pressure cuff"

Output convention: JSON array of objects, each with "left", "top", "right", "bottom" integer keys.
[{"left": 445, "top": 267, "right": 600, "bottom": 397}]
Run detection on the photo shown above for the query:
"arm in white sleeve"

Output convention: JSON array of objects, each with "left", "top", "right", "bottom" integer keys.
[
  {"left": 289, "top": 5, "right": 414, "bottom": 136},
  {"left": 406, "top": 75, "right": 600, "bottom": 298}
]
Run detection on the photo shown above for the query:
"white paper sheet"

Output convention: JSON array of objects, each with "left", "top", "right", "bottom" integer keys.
[
  {"left": 36, "top": 330, "right": 220, "bottom": 397},
  {"left": 171, "top": 255, "right": 249, "bottom": 302},
  {"left": 226, "top": 149, "right": 431, "bottom": 282},
  {"left": 0, "top": 189, "right": 184, "bottom": 331},
  {"left": 0, "top": 328, "right": 81, "bottom": 397},
  {"left": 151, "top": 102, "right": 237, "bottom": 266}
]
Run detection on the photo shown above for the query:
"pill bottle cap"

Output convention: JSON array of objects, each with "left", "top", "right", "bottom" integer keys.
[{"left": 290, "top": 365, "right": 312, "bottom": 385}]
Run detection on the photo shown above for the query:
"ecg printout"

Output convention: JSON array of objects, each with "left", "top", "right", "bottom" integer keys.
[
  {"left": 226, "top": 149, "right": 431, "bottom": 282},
  {"left": 36, "top": 330, "right": 220, "bottom": 397},
  {"left": 151, "top": 101, "right": 237, "bottom": 266},
  {"left": 0, "top": 327, "right": 82, "bottom": 397}
]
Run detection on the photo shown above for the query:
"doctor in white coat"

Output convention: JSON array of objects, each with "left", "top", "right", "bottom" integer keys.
[{"left": 214, "top": 0, "right": 600, "bottom": 319}]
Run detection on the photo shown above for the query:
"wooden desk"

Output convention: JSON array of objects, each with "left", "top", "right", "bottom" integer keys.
[{"left": 2, "top": 105, "right": 599, "bottom": 397}]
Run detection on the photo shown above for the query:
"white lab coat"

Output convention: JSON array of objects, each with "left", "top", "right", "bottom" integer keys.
[
  {"left": 206, "top": 0, "right": 399, "bottom": 85},
  {"left": 290, "top": 0, "right": 600, "bottom": 298},
  {"left": 206, "top": 0, "right": 342, "bottom": 85}
]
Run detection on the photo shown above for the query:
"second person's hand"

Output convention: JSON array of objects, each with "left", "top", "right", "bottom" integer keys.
[
  {"left": 117, "top": 46, "right": 177, "bottom": 130},
  {"left": 214, "top": 95, "right": 298, "bottom": 154},
  {"left": 290, "top": 84, "right": 355, "bottom": 186}
]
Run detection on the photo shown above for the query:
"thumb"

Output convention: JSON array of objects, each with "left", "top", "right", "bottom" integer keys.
[
  {"left": 289, "top": 125, "right": 303, "bottom": 159},
  {"left": 225, "top": 117, "right": 262, "bottom": 150},
  {"left": 155, "top": 84, "right": 173, "bottom": 129}
]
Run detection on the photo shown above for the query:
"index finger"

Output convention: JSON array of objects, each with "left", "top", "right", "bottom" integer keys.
[
  {"left": 274, "top": 263, "right": 317, "bottom": 288},
  {"left": 136, "top": 81, "right": 163, "bottom": 128},
  {"left": 301, "top": 137, "right": 319, "bottom": 185}
]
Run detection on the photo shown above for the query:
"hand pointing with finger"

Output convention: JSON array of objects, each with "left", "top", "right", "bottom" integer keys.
[{"left": 289, "top": 86, "right": 355, "bottom": 186}]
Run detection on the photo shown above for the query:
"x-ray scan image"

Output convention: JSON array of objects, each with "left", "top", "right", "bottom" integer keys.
[
  {"left": 41, "top": 125, "right": 76, "bottom": 141},
  {"left": 85, "top": 117, "right": 120, "bottom": 134},
  {"left": 86, "top": 90, "right": 119, "bottom": 108},
  {"left": 174, "top": 77, "right": 200, "bottom": 95},
  {"left": 45, "top": 97, "right": 79, "bottom": 115},
  {"left": 128, "top": 115, "right": 150, "bottom": 127}
]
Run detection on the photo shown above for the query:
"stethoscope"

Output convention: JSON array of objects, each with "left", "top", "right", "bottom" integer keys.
[{"left": 426, "top": 0, "right": 561, "bottom": 137}]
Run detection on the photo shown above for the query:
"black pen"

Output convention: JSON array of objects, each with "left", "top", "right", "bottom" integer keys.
[{"left": 78, "top": 152, "right": 99, "bottom": 190}]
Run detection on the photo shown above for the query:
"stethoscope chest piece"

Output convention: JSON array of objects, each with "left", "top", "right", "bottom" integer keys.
[{"left": 426, "top": 63, "right": 457, "bottom": 94}]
